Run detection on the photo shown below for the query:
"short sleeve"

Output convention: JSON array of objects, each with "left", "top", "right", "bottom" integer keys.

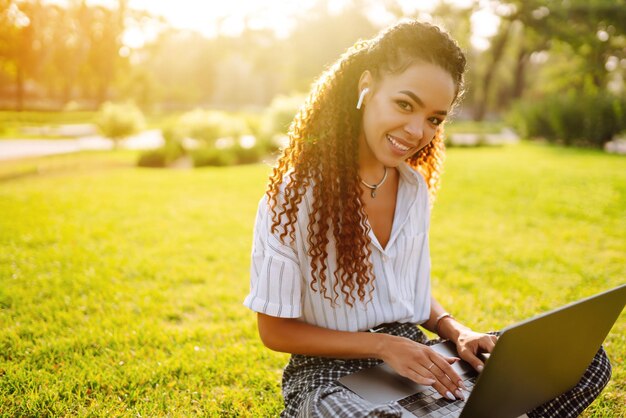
[{"left": 243, "top": 196, "right": 302, "bottom": 318}]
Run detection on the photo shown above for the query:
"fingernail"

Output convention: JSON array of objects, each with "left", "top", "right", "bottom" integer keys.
[
  {"left": 455, "top": 390, "right": 465, "bottom": 400},
  {"left": 477, "top": 365, "right": 484, "bottom": 372},
  {"left": 458, "top": 380, "right": 467, "bottom": 390},
  {"left": 426, "top": 379, "right": 436, "bottom": 385},
  {"left": 446, "top": 391, "right": 455, "bottom": 401}
]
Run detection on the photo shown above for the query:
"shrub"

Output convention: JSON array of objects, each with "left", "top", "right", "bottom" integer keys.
[
  {"left": 190, "top": 138, "right": 265, "bottom": 168},
  {"left": 137, "top": 135, "right": 186, "bottom": 168},
  {"left": 137, "top": 150, "right": 167, "bottom": 167},
  {"left": 191, "top": 147, "right": 236, "bottom": 167},
  {"left": 97, "top": 102, "right": 145, "bottom": 146},
  {"left": 507, "top": 92, "right": 626, "bottom": 147},
  {"left": 137, "top": 147, "right": 186, "bottom": 168},
  {"left": 238, "top": 112, "right": 263, "bottom": 139},
  {"left": 232, "top": 144, "right": 262, "bottom": 165},
  {"left": 143, "top": 109, "right": 270, "bottom": 168},
  {"left": 261, "top": 94, "right": 305, "bottom": 141},
  {"left": 255, "top": 136, "right": 284, "bottom": 155},
  {"left": 161, "top": 119, "right": 184, "bottom": 144},
  {"left": 178, "top": 109, "right": 249, "bottom": 146}
]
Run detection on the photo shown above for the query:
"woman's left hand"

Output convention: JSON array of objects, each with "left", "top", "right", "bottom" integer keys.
[{"left": 453, "top": 330, "right": 498, "bottom": 372}]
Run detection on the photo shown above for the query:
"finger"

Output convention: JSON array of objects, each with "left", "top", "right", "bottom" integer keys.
[
  {"left": 443, "top": 356, "right": 466, "bottom": 389},
  {"left": 424, "top": 360, "right": 464, "bottom": 399},
  {"left": 431, "top": 381, "right": 462, "bottom": 402},
  {"left": 488, "top": 334, "right": 498, "bottom": 350},
  {"left": 432, "top": 356, "right": 463, "bottom": 387},
  {"left": 404, "top": 368, "right": 436, "bottom": 387},
  {"left": 481, "top": 336, "right": 497, "bottom": 352},
  {"left": 459, "top": 350, "right": 485, "bottom": 373}
]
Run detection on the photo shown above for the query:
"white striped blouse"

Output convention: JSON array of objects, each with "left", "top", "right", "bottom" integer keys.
[{"left": 243, "top": 163, "right": 432, "bottom": 332}]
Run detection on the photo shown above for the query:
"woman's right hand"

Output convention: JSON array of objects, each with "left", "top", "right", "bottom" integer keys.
[{"left": 380, "top": 334, "right": 466, "bottom": 401}]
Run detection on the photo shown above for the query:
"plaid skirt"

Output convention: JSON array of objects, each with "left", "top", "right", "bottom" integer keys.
[{"left": 280, "top": 323, "right": 612, "bottom": 418}]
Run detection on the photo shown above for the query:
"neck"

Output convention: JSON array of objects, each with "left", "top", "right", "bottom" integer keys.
[
  {"left": 358, "top": 139, "right": 386, "bottom": 184},
  {"left": 360, "top": 164, "right": 387, "bottom": 185}
]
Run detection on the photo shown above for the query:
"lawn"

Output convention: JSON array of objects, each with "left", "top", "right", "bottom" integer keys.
[
  {"left": 0, "top": 142, "right": 624, "bottom": 417},
  {"left": 0, "top": 111, "right": 100, "bottom": 139},
  {"left": 0, "top": 110, "right": 172, "bottom": 139}
]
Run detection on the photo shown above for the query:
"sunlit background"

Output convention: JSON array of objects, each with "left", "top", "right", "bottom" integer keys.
[
  {"left": 46, "top": 0, "right": 492, "bottom": 45},
  {"left": 3, "top": 0, "right": 624, "bottom": 114},
  {"left": 0, "top": 0, "right": 625, "bottom": 154}
]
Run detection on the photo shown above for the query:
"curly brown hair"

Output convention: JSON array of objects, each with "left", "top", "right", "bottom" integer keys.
[{"left": 267, "top": 20, "right": 466, "bottom": 307}]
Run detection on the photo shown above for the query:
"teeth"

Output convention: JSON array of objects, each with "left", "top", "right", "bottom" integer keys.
[{"left": 387, "top": 135, "right": 410, "bottom": 152}]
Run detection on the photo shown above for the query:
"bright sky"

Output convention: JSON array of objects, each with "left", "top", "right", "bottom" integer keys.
[{"left": 46, "top": 0, "right": 500, "bottom": 50}]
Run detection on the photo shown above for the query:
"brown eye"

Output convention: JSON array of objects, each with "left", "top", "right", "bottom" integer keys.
[
  {"left": 396, "top": 100, "right": 412, "bottom": 111},
  {"left": 429, "top": 117, "right": 444, "bottom": 126}
]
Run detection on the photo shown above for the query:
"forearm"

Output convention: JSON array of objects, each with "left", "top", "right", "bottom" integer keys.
[
  {"left": 423, "top": 296, "right": 471, "bottom": 343},
  {"left": 258, "top": 312, "right": 468, "bottom": 399},
  {"left": 257, "top": 313, "right": 396, "bottom": 359}
]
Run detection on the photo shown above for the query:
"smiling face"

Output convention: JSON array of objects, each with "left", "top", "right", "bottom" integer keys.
[{"left": 358, "top": 61, "right": 456, "bottom": 169}]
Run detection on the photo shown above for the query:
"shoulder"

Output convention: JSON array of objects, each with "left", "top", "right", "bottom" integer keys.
[
  {"left": 266, "top": 170, "right": 316, "bottom": 214},
  {"left": 256, "top": 172, "right": 314, "bottom": 239}
]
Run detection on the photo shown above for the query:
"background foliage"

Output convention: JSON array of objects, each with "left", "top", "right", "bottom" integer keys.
[{"left": 1, "top": 0, "right": 625, "bottom": 145}]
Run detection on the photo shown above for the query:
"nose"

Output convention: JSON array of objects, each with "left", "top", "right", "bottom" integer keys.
[{"left": 404, "top": 116, "right": 424, "bottom": 140}]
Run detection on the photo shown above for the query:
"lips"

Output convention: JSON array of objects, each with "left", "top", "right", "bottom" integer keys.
[{"left": 386, "top": 134, "right": 413, "bottom": 153}]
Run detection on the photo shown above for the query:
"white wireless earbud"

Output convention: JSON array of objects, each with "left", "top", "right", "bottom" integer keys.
[{"left": 356, "top": 88, "right": 370, "bottom": 110}]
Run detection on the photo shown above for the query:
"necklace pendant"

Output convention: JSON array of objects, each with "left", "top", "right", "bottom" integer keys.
[{"left": 360, "top": 166, "right": 388, "bottom": 200}]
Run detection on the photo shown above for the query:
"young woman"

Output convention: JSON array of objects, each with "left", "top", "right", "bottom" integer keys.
[{"left": 244, "top": 20, "right": 611, "bottom": 417}]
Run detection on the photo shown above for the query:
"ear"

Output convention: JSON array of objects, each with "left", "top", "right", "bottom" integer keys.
[
  {"left": 356, "top": 71, "right": 373, "bottom": 110},
  {"left": 358, "top": 70, "right": 373, "bottom": 95}
]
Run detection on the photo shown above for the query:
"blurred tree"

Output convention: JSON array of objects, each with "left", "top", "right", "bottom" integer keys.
[
  {"left": 473, "top": 0, "right": 626, "bottom": 120},
  {"left": 473, "top": 14, "right": 513, "bottom": 121},
  {"left": 544, "top": 0, "right": 626, "bottom": 89},
  {"left": 286, "top": 0, "right": 378, "bottom": 91},
  {"left": 0, "top": 0, "right": 129, "bottom": 109},
  {"left": 46, "top": 3, "right": 89, "bottom": 105},
  {"left": 0, "top": 0, "right": 45, "bottom": 110},
  {"left": 430, "top": 1, "right": 475, "bottom": 115},
  {"left": 431, "top": 1, "right": 475, "bottom": 52},
  {"left": 138, "top": 29, "right": 219, "bottom": 107},
  {"left": 210, "top": 28, "right": 285, "bottom": 107},
  {"left": 0, "top": 0, "right": 20, "bottom": 105},
  {"left": 85, "top": 3, "right": 125, "bottom": 105},
  {"left": 117, "top": 66, "right": 160, "bottom": 111},
  {"left": 3, "top": 0, "right": 622, "bottom": 115}
]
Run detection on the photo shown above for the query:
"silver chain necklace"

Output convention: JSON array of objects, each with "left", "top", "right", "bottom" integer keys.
[{"left": 360, "top": 166, "right": 388, "bottom": 198}]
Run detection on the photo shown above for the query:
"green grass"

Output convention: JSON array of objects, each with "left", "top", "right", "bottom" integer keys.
[
  {"left": 0, "top": 111, "right": 99, "bottom": 125},
  {"left": 0, "top": 110, "right": 169, "bottom": 139},
  {"left": 0, "top": 111, "right": 100, "bottom": 139},
  {"left": 0, "top": 142, "right": 624, "bottom": 416}
]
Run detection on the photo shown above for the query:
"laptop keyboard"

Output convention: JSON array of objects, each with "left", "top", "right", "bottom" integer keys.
[{"left": 398, "top": 376, "right": 477, "bottom": 417}]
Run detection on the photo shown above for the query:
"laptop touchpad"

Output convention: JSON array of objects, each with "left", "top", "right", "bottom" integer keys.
[
  {"left": 339, "top": 363, "right": 428, "bottom": 404},
  {"left": 339, "top": 341, "right": 476, "bottom": 404}
]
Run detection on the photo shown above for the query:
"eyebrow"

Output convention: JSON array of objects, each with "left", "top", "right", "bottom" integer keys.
[{"left": 399, "top": 90, "right": 448, "bottom": 116}]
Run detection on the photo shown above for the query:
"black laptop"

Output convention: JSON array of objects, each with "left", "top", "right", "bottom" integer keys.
[{"left": 339, "top": 284, "right": 626, "bottom": 418}]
